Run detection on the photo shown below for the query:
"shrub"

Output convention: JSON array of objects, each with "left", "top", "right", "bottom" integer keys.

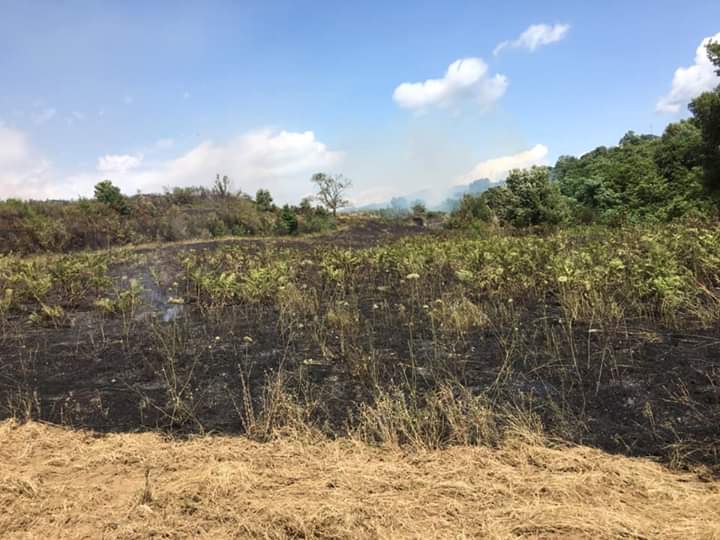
[
  {"left": 255, "top": 189, "right": 275, "bottom": 212},
  {"left": 276, "top": 205, "right": 299, "bottom": 235},
  {"left": 94, "top": 180, "right": 129, "bottom": 215}
]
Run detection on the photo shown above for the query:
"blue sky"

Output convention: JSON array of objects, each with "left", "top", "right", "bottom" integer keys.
[{"left": 1, "top": 0, "right": 719, "bottom": 204}]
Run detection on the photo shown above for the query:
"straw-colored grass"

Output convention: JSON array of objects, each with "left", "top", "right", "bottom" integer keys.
[{"left": 1, "top": 420, "right": 719, "bottom": 539}]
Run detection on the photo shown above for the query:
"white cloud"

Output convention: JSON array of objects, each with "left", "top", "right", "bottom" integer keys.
[
  {"left": 32, "top": 107, "right": 56, "bottom": 125},
  {"left": 656, "top": 32, "right": 720, "bottom": 113},
  {"left": 458, "top": 144, "right": 549, "bottom": 183},
  {"left": 0, "top": 128, "right": 343, "bottom": 203},
  {"left": 97, "top": 153, "right": 144, "bottom": 174},
  {"left": 0, "top": 127, "right": 29, "bottom": 164},
  {"left": 0, "top": 127, "right": 54, "bottom": 199},
  {"left": 393, "top": 58, "right": 508, "bottom": 111},
  {"left": 494, "top": 24, "right": 570, "bottom": 56},
  {"left": 143, "top": 129, "right": 344, "bottom": 193}
]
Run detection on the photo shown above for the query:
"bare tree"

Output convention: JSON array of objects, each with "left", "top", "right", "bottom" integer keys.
[
  {"left": 311, "top": 173, "right": 352, "bottom": 216},
  {"left": 213, "top": 174, "right": 232, "bottom": 198}
]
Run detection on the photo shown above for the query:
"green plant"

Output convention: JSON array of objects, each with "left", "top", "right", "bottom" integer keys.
[
  {"left": 276, "top": 205, "right": 299, "bottom": 235},
  {"left": 28, "top": 304, "right": 66, "bottom": 327},
  {"left": 255, "top": 189, "right": 275, "bottom": 211},
  {"left": 94, "top": 180, "right": 129, "bottom": 215}
]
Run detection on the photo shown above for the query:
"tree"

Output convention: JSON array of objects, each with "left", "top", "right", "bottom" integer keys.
[
  {"left": 255, "top": 189, "right": 274, "bottom": 211},
  {"left": 94, "top": 180, "right": 129, "bottom": 214},
  {"left": 708, "top": 40, "right": 720, "bottom": 76},
  {"left": 276, "top": 204, "right": 298, "bottom": 235},
  {"left": 213, "top": 174, "right": 232, "bottom": 198},
  {"left": 690, "top": 91, "right": 720, "bottom": 193},
  {"left": 299, "top": 196, "right": 314, "bottom": 213},
  {"left": 688, "top": 42, "right": 720, "bottom": 194},
  {"left": 411, "top": 201, "right": 426, "bottom": 215},
  {"left": 311, "top": 173, "right": 351, "bottom": 216},
  {"left": 551, "top": 130, "right": 708, "bottom": 222},
  {"left": 503, "top": 166, "right": 568, "bottom": 227},
  {"left": 447, "top": 192, "right": 493, "bottom": 228}
]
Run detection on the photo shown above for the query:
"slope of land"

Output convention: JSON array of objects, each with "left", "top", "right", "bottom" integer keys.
[{"left": 2, "top": 420, "right": 719, "bottom": 539}]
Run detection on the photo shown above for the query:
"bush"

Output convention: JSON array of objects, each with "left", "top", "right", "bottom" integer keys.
[
  {"left": 446, "top": 194, "right": 493, "bottom": 228},
  {"left": 449, "top": 167, "right": 568, "bottom": 229},
  {"left": 94, "top": 180, "right": 129, "bottom": 215},
  {"left": 256, "top": 189, "right": 275, "bottom": 212},
  {"left": 299, "top": 213, "right": 335, "bottom": 234},
  {"left": 208, "top": 217, "right": 228, "bottom": 237},
  {"left": 276, "top": 205, "right": 299, "bottom": 235}
]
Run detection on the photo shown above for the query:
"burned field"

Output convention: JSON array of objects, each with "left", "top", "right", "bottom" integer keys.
[{"left": 1, "top": 219, "right": 719, "bottom": 471}]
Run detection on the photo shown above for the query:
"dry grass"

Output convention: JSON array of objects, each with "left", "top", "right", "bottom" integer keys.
[{"left": 2, "top": 422, "right": 719, "bottom": 539}]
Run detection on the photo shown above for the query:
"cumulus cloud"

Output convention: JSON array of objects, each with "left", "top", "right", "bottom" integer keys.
[
  {"left": 393, "top": 58, "right": 508, "bottom": 111},
  {"left": 0, "top": 128, "right": 343, "bottom": 203},
  {"left": 0, "top": 127, "right": 29, "bottom": 164},
  {"left": 145, "top": 130, "right": 344, "bottom": 191},
  {"left": 656, "top": 32, "right": 720, "bottom": 113},
  {"left": 0, "top": 127, "right": 54, "bottom": 199},
  {"left": 458, "top": 144, "right": 549, "bottom": 183},
  {"left": 494, "top": 24, "right": 570, "bottom": 56}
]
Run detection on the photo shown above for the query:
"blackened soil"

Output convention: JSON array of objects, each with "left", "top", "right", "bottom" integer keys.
[
  {"left": 133, "top": 218, "right": 433, "bottom": 257},
  {"left": 1, "top": 220, "right": 719, "bottom": 472}
]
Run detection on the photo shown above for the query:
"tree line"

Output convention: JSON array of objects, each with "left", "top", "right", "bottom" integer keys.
[{"left": 450, "top": 41, "right": 720, "bottom": 228}]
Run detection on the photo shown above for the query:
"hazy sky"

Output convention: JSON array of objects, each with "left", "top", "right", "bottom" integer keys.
[{"left": 1, "top": 0, "right": 719, "bottom": 204}]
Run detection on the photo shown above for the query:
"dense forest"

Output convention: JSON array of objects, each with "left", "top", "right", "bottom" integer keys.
[{"left": 450, "top": 40, "right": 720, "bottom": 228}]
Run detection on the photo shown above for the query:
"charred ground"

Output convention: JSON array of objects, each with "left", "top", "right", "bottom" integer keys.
[{"left": 1, "top": 217, "right": 719, "bottom": 472}]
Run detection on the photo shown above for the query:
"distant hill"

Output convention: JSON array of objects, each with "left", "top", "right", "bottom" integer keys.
[{"left": 353, "top": 178, "right": 497, "bottom": 213}]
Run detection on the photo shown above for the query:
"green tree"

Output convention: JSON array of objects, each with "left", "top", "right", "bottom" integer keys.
[
  {"left": 94, "top": 180, "right": 129, "bottom": 214},
  {"left": 551, "top": 131, "right": 706, "bottom": 222},
  {"left": 708, "top": 40, "right": 720, "bottom": 76},
  {"left": 447, "top": 193, "right": 492, "bottom": 227},
  {"left": 654, "top": 120, "right": 703, "bottom": 179},
  {"left": 276, "top": 204, "right": 298, "bottom": 235},
  {"left": 688, "top": 42, "right": 720, "bottom": 194},
  {"left": 311, "top": 173, "right": 351, "bottom": 216},
  {"left": 690, "top": 91, "right": 720, "bottom": 193},
  {"left": 503, "top": 166, "right": 568, "bottom": 227},
  {"left": 255, "top": 189, "right": 274, "bottom": 211}
]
